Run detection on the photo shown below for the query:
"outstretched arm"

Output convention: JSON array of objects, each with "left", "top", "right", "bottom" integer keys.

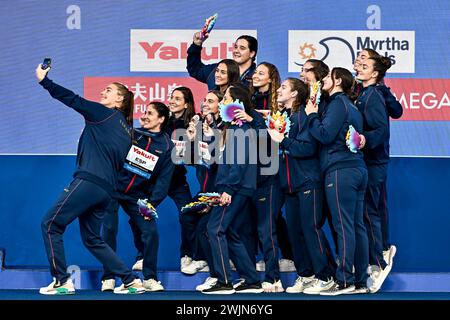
[{"left": 36, "top": 64, "right": 112, "bottom": 122}]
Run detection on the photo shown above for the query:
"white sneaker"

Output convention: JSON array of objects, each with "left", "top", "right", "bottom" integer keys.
[
  {"left": 143, "top": 278, "right": 164, "bottom": 292},
  {"left": 286, "top": 275, "right": 315, "bottom": 293},
  {"left": 382, "top": 251, "right": 389, "bottom": 265},
  {"left": 367, "top": 264, "right": 380, "bottom": 275},
  {"left": 132, "top": 259, "right": 143, "bottom": 271},
  {"left": 113, "top": 278, "right": 146, "bottom": 294},
  {"left": 229, "top": 260, "right": 237, "bottom": 271},
  {"left": 101, "top": 279, "right": 115, "bottom": 292},
  {"left": 39, "top": 278, "right": 75, "bottom": 295},
  {"left": 182, "top": 260, "right": 208, "bottom": 275},
  {"left": 303, "top": 278, "right": 335, "bottom": 294},
  {"left": 39, "top": 278, "right": 57, "bottom": 294},
  {"left": 279, "top": 259, "right": 296, "bottom": 272},
  {"left": 261, "top": 280, "right": 284, "bottom": 293},
  {"left": 199, "top": 264, "right": 210, "bottom": 272},
  {"left": 233, "top": 278, "right": 245, "bottom": 289},
  {"left": 368, "top": 263, "right": 392, "bottom": 293},
  {"left": 196, "top": 277, "right": 218, "bottom": 291},
  {"left": 181, "top": 255, "right": 193, "bottom": 271},
  {"left": 256, "top": 260, "right": 265, "bottom": 272},
  {"left": 384, "top": 245, "right": 397, "bottom": 266}
]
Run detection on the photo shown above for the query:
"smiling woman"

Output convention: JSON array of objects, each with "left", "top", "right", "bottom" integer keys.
[
  {"left": 250, "top": 62, "right": 280, "bottom": 113},
  {"left": 101, "top": 101, "right": 174, "bottom": 293},
  {"left": 141, "top": 102, "right": 169, "bottom": 132},
  {"left": 214, "top": 59, "right": 240, "bottom": 93},
  {"left": 35, "top": 63, "right": 147, "bottom": 295}
]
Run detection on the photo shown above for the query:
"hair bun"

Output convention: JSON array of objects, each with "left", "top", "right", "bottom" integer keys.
[{"left": 380, "top": 56, "right": 392, "bottom": 70}]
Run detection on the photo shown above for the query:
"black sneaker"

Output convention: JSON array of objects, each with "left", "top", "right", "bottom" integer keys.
[
  {"left": 234, "top": 281, "right": 264, "bottom": 293},
  {"left": 202, "top": 282, "right": 235, "bottom": 295},
  {"left": 319, "top": 282, "right": 355, "bottom": 296},
  {"left": 343, "top": 284, "right": 370, "bottom": 294}
]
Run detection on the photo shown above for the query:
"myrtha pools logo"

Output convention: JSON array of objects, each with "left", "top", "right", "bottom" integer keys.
[{"left": 288, "top": 30, "right": 415, "bottom": 73}]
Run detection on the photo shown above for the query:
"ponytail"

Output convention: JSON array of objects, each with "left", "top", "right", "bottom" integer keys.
[
  {"left": 331, "top": 68, "right": 358, "bottom": 101},
  {"left": 113, "top": 82, "right": 134, "bottom": 126}
]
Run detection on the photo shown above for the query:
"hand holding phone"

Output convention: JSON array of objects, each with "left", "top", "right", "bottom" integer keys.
[
  {"left": 36, "top": 59, "right": 51, "bottom": 82},
  {"left": 41, "top": 58, "right": 52, "bottom": 70}
]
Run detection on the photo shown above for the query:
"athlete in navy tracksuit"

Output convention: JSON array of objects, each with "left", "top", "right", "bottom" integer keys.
[
  {"left": 301, "top": 59, "right": 340, "bottom": 257},
  {"left": 355, "top": 56, "right": 394, "bottom": 290},
  {"left": 166, "top": 111, "right": 196, "bottom": 261},
  {"left": 227, "top": 79, "right": 287, "bottom": 290},
  {"left": 354, "top": 82, "right": 402, "bottom": 255},
  {"left": 307, "top": 68, "right": 368, "bottom": 294},
  {"left": 191, "top": 116, "right": 225, "bottom": 281},
  {"left": 356, "top": 84, "right": 389, "bottom": 270},
  {"left": 203, "top": 86, "right": 260, "bottom": 294},
  {"left": 186, "top": 33, "right": 257, "bottom": 89},
  {"left": 203, "top": 122, "right": 258, "bottom": 294},
  {"left": 272, "top": 78, "right": 336, "bottom": 293},
  {"left": 126, "top": 89, "right": 195, "bottom": 266},
  {"left": 245, "top": 108, "right": 284, "bottom": 288},
  {"left": 36, "top": 66, "right": 142, "bottom": 294},
  {"left": 102, "top": 103, "right": 174, "bottom": 289},
  {"left": 250, "top": 87, "right": 294, "bottom": 265},
  {"left": 353, "top": 49, "right": 403, "bottom": 256}
]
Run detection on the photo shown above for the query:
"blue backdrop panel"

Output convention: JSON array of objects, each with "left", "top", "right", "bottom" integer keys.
[
  {"left": 0, "top": 0, "right": 449, "bottom": 156},
  {"left": 0, "top": 156, "right": 449, "bottom": 272},
  {"left": 0, "top": 155, "right": 199, "bottom": 270}
]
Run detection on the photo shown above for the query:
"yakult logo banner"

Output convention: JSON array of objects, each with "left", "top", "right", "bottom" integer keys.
[
  {"left": 84, "top": 77, "right": 208, "bottom": 117},
  {"left": 288, "top": 30, "right": 415, "bottom": 73},
  {"left": 131, "top": 29, "right": 257, "bottom": 72},
  {"left": 386, "top": 79, "right": 450, "bottom": 121}
]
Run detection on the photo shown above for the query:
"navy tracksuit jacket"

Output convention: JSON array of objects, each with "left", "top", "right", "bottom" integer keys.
[
  {"left": 102, "top": 129, "right": 175, "bottom": 281},
  {"left": 353, "top": 82, "right": 403, "bottom": 119},
  {"left": 356, "top": 84, "right": 390, "bottom": 270},
  {"left": 207, "top": 122, "right": 259, "bottom": 285},
  {"left": 39, "top": 77, "right": 135, "bottom": 285},
  {"left": 308, "top": 92, "right": 369, "bottom": 287},
  {"left": 279, "top": 107, "right": 335, "bottom": 281},
  {"left": 251, "top": 94, "right": 295, "bottom": 262}
]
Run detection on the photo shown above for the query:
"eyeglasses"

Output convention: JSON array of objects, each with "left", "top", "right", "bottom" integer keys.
[{"left": 301, "top": 66, "right": 314, "bottom": 73}]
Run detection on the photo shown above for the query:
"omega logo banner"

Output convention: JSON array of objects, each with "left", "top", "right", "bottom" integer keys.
[
  {"left": 131, "top": 29, "right": 257, "bottom": 72},
  {"left": 288, "top": 30, "right": 415, "bottom": 73},
  {"left": 386, "top": 79, "right": 450, "bottom": 121}
]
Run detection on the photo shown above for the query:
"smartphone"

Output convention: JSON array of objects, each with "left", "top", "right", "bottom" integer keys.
[
  {"left": 205, "top": 113, "right": 216, "bottom": 128},
  {"left": 41, "top": 58, "right": 52, "bottom": 70}
]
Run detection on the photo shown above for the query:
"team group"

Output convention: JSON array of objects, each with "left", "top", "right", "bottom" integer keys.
[{"left": 35, "top": 29, "right": 402, "bottom": 295}]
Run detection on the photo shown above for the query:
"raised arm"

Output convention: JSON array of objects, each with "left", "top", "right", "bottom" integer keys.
[
  {"left": 36, "top": 64, "right": 112, "bottom": 122},
  {"left": 186, "top": 32, "right": 216, "bottom": 87}
]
